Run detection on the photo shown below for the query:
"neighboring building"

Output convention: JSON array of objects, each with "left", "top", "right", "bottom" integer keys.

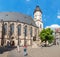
[
  {"left": 54, "top": 28, "right": 60, "bottom": 45},
  {"left": 0, "top": 6, "right": 43, "bottom": 47}
]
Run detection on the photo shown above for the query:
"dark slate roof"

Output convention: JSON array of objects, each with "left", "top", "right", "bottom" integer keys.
[
  {"left": 0, "top": 12, "right": 37, "bottom": 27},
  {"left": 33, "top": 6, "right": 42, "bottom": 14}
]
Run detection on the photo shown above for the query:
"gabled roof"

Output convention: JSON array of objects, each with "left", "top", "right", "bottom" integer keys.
[{"left": 0, "top": 12, "right": 37, "bottom": 27}]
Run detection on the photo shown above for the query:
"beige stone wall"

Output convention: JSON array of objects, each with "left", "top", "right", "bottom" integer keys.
[
  {"left": 0, "top": 22, "right": 2, "bottom": 46},
  {"left": 0, "top": 21, "right": 39, "bottom": 47}
]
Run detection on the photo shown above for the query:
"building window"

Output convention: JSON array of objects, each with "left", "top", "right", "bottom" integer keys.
[
  {"left": 10, "top": 24, "right": 14, "bottom": 35},
  {"left": 4, "top": 23, "right": 7, "bottom": 35},
  {"left": 30, "top": 27, "right": 32, "bottom": 37},
  {"left": 33, "top": 28, "right": 37, "bottom": 41},
  {"left": 24, "top": 26, "right": 27, "bottom": 37},
  {"left": 17, "top": 24, "right": 21, "bottom": 36}
]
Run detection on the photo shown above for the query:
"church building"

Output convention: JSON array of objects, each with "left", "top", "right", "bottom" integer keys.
[{"left": 0, "top": 6, "right": 43, "bottom": 47}]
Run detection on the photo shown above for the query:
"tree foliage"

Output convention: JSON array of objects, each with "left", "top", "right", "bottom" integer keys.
[{"left": 39, "top": 28, "right": 54, "bottom": 44}]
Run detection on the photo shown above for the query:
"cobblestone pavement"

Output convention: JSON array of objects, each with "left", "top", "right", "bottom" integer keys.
[
  {"left": 0, "top": 45, "right": 60, "bottom": 57},
  {"left": 0, "top": 52, "right": 8, "bottom": 57},
  {"left": 7, "top": 47, "right": 31, "bottom": 57}
]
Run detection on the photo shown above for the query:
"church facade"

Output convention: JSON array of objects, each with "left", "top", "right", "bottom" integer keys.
[{"left": 0, "top": 6, "right": 43, "bottom": 47}]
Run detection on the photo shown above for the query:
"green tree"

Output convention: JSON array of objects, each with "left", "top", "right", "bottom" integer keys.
[{"left": 39, "top": 28, "right": 54, "bottom": 46}]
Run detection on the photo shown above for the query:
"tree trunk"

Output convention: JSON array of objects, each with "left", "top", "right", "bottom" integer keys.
[{"left": 45, "top": 40, "right": 47, "bottom": 47}]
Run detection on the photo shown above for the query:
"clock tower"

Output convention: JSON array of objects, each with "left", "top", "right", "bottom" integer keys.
[{"left": 34, "top": 6, "right": 43, "bottom": 32}]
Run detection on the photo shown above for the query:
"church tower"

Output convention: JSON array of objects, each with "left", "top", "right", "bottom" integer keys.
[{"left": 34, "top": 6, "right": 43, "bottom": 32}]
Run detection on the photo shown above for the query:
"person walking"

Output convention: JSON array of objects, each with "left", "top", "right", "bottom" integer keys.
[
  {"left": 17, "top": 45, "right": 20, "bottom": 52},
  {"left": 23, "top": 45, "right": 28, "bottom": 56}
]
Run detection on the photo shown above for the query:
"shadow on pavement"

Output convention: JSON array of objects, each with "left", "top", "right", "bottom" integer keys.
[{"left": 0, "top": 46, "right": 17, "bottom": 54}]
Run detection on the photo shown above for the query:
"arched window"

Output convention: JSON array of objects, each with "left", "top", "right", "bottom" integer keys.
[
  {"left": 35, "top": 28, "right": 37, "bottom": 36},
  {"left": 17, "top": 24, "right": 21, "bottom": 36},
  {"left": 4, "top": 23, "right": 7, "bottom": 35},
  {"left": 24, "top": 26, "right": 27, "bottom": 37},
  {"left": 10, "top": 24, "right": 14, "bottom": 35},
  {"left": 30, "top": 27, "right": 32, "bottom": 37}
]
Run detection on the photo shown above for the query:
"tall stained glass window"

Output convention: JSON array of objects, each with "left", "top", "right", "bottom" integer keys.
[
  {"left": 17, "top": 24, "right": 21, "bottom": 36},
  {"left": 10, "top": 24, "right": 14, "bottom": 35}
]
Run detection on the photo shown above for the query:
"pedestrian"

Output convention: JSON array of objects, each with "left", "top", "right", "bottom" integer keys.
[
  {"left": 57, "top": 42, "right": 59, "bottom": 46},
  {"left": 23, "top": 45, "right": 28, "bottom": 56},
  {"left": 7, "top": 41, "right": 10, "bottom": 48},
  {"left": 17, "top": 45, "right": 20, "bottom": 52}
]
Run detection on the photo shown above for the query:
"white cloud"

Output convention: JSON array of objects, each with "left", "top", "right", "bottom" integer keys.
[
  {"left": 44, "top": 19, "right": 47, "bottom": 21},
  {"left": 26, "top": 0, "right": 30, "bottom": 2},
  {"left": 57, "top": 11, "right": 60, "bottom": 19},
  {"left": 45, "top": 24, "right": 60, "bottom": 29},
  {"left": 57, "top": 15, "right": 60, "bottom": 19}
]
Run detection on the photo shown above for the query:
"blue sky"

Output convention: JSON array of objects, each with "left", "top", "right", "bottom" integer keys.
[{"left": 0, "top": 0, "right": 60, "bottom": 28}]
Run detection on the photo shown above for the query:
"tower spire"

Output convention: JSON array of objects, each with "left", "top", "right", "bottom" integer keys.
[{"left": 33, "top": 5, "right": 42, "bottom": 14}]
